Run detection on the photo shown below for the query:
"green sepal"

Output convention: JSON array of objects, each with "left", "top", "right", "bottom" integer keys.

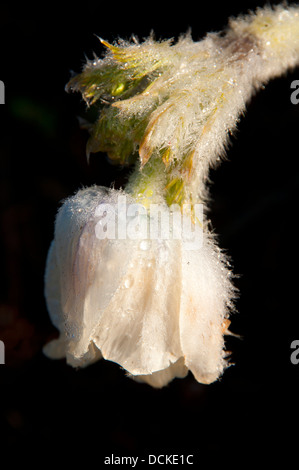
[{"left": 87, "top": 106, "right": 149, "bottom": 165}]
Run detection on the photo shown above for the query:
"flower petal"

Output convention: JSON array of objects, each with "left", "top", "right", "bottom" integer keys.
[
  {"left": 129, "top": 357, "right": 188, "bottom": 388},
  {"left": 179, "top": 234, "right": 235, "bottom": 384},
  {"left": 44, "top": 240, "right": 63, "bottom": 332},
  {"left": 45, "top": 187, "right": 184, "bottom": 375},
  {"left": 91, "top": 237, "right": 183, "bottom": 375}
]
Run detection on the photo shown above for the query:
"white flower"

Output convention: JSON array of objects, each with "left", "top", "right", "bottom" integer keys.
[
  {"left": 44, "top": 186, "right": 234, "bottom": 387},
  {"left": 44, "top": 4, "right": 299, "bottom": 387}
]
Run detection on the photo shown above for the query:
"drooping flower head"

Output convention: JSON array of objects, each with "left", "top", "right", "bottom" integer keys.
[
  {"left": 44, "top": 186, "right": 235, "bottom": 387},
  {"left": 44, "top": 5, "right": 299, "bottom": 387}
]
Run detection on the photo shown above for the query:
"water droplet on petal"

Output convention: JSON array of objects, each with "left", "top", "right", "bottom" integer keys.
[
  {"left": 139, "top": 240, "right": 150, "bottom": 251},
  {"left": 124, "top": 276, "right": 134, "bottom": 288}
]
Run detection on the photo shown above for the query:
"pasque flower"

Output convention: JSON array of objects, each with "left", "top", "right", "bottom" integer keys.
[
  {"left": 44, "top": 182, "right": 234, "bottom": 387},
  {"left": 44, "top": 5, "right": 299, "bottom": 387}
]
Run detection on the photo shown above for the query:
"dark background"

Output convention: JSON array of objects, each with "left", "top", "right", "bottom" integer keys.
[{"left": 1, "top": 0, "right": 299, "bottom": 464}]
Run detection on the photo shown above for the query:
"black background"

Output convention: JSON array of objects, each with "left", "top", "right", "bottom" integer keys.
[{"left": 1, "top": 0, "right": 299, "bottom": 464}]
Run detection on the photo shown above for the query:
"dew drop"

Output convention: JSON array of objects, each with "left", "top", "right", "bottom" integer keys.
[
  {"left": 139, "top": 240, "right": 150, "bottom": 251},
  {"left": 124, "top": 276, "right": 134, "bottom": 288}
]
